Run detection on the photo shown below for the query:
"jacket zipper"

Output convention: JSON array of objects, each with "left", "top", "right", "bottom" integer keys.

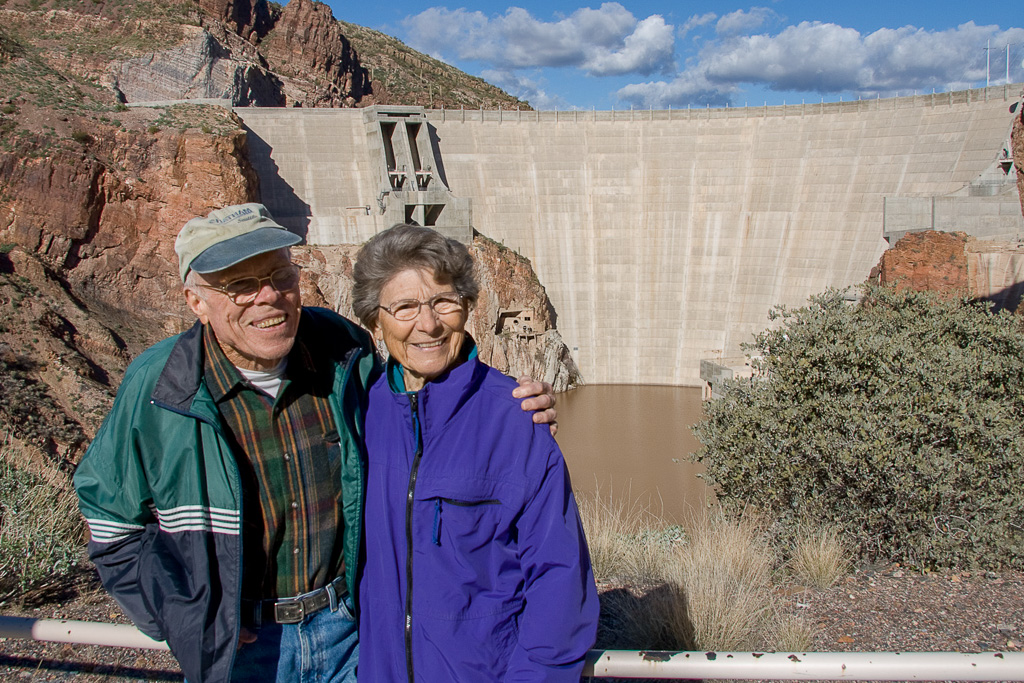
[{"left": 404, "top": 392, "right": 423, "bottom": 683}]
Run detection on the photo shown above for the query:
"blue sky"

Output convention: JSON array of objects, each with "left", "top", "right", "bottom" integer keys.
[{"left": 314, "top": 1, "right": 1024, "bottom": 110}]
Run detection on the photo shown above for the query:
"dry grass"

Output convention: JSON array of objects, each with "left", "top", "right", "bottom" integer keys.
[
  {"left": 768, "top": 610, "right": 818, "bottom": 652},
  {"left": 576, "top": 491, "right": 676, "bottom": 585},
  {"left": 668, "top": 510, "right": 777, "bottom": 651},
  {"left": 790, "top": 524, "right": 853, "bottom": 589},
  {"left": 0, "top": 442, "right": 86, "bottom": 602},
  {"left": 579, "top": 496, "right": 854, "bottom": 654}
]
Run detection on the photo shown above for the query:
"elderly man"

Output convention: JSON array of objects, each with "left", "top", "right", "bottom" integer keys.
[{"left": 73, "top": 204, "right": 556, "bottom": 683}]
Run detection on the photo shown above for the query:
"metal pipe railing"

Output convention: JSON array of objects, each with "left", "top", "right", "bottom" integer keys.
[
  {"left": 582, "top": 649, "right": 1024, "bottom": 680},
  {"left": 0, "top": 615, "right": 168, "bottom": 651},
  {"left": 3, "top": 616, "right": 1023, "bottom": 680}
]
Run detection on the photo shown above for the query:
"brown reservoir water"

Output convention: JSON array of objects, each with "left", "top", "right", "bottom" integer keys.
[{"left": 555, "top": 384, "right": 713, "bottom": 524}]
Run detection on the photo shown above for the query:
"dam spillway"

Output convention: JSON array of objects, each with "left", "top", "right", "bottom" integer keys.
[{"left": 237, "top": 85, "right": 1024, "bottom": 386}]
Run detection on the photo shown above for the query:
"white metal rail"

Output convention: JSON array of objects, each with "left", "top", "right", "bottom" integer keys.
[
  {"left": 2, "top": 616, "right": 1023, "bottom": 680},
  {"left": 583, "top": 649, "right": 1024, "bottom": 680}
]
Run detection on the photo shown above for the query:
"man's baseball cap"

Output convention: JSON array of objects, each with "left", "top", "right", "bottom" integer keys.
[{"left": 175, "top": 203, "right": 302, "bottom": 282}]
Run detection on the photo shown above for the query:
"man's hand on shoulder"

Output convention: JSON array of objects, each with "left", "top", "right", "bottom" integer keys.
[{"left": 513, "top": 376, "right": 558, "bottom": 436}]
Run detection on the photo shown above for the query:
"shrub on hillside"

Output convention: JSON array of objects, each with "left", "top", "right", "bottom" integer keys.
[{"left": 692, "top": 285, "right": 1024, "bottom": 570}]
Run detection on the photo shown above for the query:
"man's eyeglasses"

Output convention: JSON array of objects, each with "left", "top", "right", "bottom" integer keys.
[
  {"left": 378, "top": 292, "right": 464, "bottom": 322},
  {"left": 200, "top": 264, "right": 302, "bottom": 304}
]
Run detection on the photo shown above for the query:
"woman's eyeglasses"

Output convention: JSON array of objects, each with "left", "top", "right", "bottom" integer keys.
[{"left": 378, "top": 292, "right": 464, "bottom": 321}]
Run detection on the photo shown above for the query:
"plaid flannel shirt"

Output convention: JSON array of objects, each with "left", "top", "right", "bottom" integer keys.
[{"left": 203, "top": 326, "right": 346, "bottom": 600}]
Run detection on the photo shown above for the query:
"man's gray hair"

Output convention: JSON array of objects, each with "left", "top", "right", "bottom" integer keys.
[
  {"left": 184, "top": 268, "right": 207, "bottom": 300},
  {"left": 352, "top": 224, "right": 478, "bottom": 329}
]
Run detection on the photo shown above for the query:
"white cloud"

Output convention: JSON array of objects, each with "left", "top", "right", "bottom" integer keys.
[
  {"left": 699, "top": 21, "right": 1024, "bottom": 96},
  {"left": 403, "top": 3, "right": 676, "bottom": 76},
  {"left": 481, "top": 69, "right": 572, "bottom": 110},
  {"left": 616, "top": 71, "right": 733, "bottom": 109},
  {"left": 714, "top": 7, "right": 778, "bottom": 38},
  {"left": 584, "top": 15, "right": 676, "bottom": 76},
  {"left": 680, "top": 12, "right": 716, "bottom": 39},
  {"left": 401, "top": 8, "right": 492, "bottom": 62}
]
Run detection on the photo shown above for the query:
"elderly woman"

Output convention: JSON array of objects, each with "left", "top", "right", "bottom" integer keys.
[{"left": 352, "top": 224, "right": 598, "bottom": 681}]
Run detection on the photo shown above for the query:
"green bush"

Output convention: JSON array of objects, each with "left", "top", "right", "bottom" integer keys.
[
  {"left": 0, "top": 456, "right": 85, "bottom": 600},
  {"left": 693, "top": 285, "right": 1024, "bottom": 570}
]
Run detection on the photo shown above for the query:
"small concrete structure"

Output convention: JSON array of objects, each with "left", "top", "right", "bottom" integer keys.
[
  {"left": 883, "top": 138, "right": 1022, "bottom": 245},
  {"left": 699, "top": 357, "right": 756, "bottom": 401},
  {"left": 497, "top": 307, "right": 540, "bottom": 339},
  {"left": 362, "top": 106, "right": 472, "bottom": 243}
]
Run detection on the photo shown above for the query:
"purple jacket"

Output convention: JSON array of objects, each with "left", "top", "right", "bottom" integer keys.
[{"left": 358, "top": 352, "right": 598, "bottom": 682}]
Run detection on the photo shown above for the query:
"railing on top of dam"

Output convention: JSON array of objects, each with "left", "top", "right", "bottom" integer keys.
[{"left": 423, "top": 83, "right": 1022, "bottom": 124}]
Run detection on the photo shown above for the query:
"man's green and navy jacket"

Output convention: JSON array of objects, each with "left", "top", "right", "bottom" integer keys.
[{"left": 73, "top": 307, "right": 378, "bottom": 683}]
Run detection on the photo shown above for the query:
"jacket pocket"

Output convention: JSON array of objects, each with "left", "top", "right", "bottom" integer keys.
[
  {"left": 411, "top": 479, "right": 521, "bottom": 618},
  {"left": 429, "top": 496, "right": 502, "bottom": 545}
]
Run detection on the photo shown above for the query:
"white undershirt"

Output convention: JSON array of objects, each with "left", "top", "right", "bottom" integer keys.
[{"left": 237, "top": 359, "right": 288, "bottom": 399}]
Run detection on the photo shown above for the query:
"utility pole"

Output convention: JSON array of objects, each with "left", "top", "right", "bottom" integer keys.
[{"left": 985, "top": 40, "right": 991, "bottom": 87}]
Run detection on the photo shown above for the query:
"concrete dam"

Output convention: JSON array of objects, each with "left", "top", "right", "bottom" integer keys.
[{"left": 237, "top": 85, "right": 1024, "bottom": 386}]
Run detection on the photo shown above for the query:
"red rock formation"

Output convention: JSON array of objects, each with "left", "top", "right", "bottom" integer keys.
[
  {"left": 260, "top": 0, "right": 370, "bottom": 107},
  {"left": 0, "top": 117, "right": 259, "bottom": 342},
  {"left": 874, "top": 231, "right": 971, "bottom": 295},
  {"left": 195, "top": 0, "right": 271, "bottom": 39},
  {"left": 873, "top": 230, "right": 1024, "bottom": 313}
]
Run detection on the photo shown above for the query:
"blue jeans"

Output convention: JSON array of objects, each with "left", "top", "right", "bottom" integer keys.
[{"left": 231, "top": 593, "right": 359, "bottom": 683}]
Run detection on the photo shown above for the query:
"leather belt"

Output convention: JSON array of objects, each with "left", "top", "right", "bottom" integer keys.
[{"left": 242, "top": 576, "right": 347, "bottom": 626}]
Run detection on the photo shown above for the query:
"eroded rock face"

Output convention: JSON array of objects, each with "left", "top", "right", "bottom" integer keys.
[
  {"left": 110, "top": 26, "right": 284, "bottom": 106},
  {"left": 1012, "top": 95, "right": 1024, "bottom": 218},
  {"left": 0, "top": 247, "right": 132, "bottom": 465},
  {"left": 875, "top": 231, "right": 971, "bottom": 294},
  {"left": 873, "top": 230, "right": 1024, "bottom": 313},
  {"left": 0, "top": 116, "right": 259, "bottom": 342},
  {"left": 260, "top": 0, "right": 370, "bottom": 107},
  {"left": 104, "top": 0, "right": 368, "bottom": 107},
  {"left": 195, "top": 0, "right": 272, "bottom": 39}
]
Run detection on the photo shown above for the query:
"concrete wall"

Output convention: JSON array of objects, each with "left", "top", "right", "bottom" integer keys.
[{"left": 237, "top": 84, "right": 1023, "bottom": 386}]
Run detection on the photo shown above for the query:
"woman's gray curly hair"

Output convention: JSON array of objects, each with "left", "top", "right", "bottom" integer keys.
[{"left": 352, "top": 224, "right": 479, "bottom": 329}]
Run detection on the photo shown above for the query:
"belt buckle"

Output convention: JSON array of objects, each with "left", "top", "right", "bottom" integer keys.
[{"left": 274, "top": 598, "right": 305, "bottom": 624}]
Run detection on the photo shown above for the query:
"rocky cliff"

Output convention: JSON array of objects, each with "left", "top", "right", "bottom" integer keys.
[
  {"left": 873, "top": 230, "right": 1024, "bottom": 313},
  {"left": 258, "top": 0, "right": 370, "bottom": 107},
  {"left": 0, "top": 100, "right": 261, "bottom": 467},
  {"left": 1, "top": 0, "right": 520, "bottom": 110},
  {"left": 1013, "top": 96, "right": 1024, "bottom": 217},
  {"left": 2, "top": 110, "right": 259, "bottom": 339},
  {"left": 105, "top": 0, "right": 370, "bottom": 107}
]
